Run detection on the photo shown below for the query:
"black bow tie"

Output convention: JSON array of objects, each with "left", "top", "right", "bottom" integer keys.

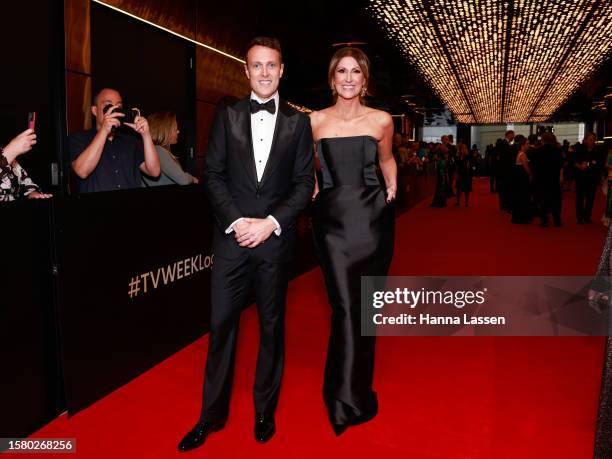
[{"left": 250, "top": 99, "right": 276, "bottom": 115}]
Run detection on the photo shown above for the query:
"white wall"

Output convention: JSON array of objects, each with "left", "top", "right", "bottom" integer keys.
[
  {"left": 553, "top": 123, "right": 585, "bottom": 144},
  {"left": 510, "top": 124, "right": 531, "bottom": 137},
  {"left": 422, "top": 126, "right": 457, "bottom": 143},
  {"left": 472, "top": 125, "right": 507, "bottom": 152}
]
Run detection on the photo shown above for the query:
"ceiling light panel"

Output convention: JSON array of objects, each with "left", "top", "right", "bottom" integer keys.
[{"left": 369, "top": 0, "right": 612, "bottom": 124}]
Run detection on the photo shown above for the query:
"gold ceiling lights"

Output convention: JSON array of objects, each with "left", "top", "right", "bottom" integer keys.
[{"left": 368, "top": 0, "right": 612, "bottom": 124}]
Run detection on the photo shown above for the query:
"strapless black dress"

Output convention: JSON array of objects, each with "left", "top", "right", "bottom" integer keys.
[{"left": 312, "top": 135, "right": 395, "bottom": 435}]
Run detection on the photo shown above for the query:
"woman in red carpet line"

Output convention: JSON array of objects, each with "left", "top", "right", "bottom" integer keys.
[
  {"left": 309, "top": 47, "right": 397, "bottom": 435},
  {"left": 455, "top": 142, "right": 474, "bottom": 207}
]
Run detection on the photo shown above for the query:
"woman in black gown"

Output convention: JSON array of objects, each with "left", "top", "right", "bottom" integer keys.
[
  {"left": 455, "top": 143, "right": 473, "bottom": 207},
  {"left": 309, "top": 47, "right": 397, "bottom": 435},
  {"left": 431, "top": 144, "right": 449, "bottom": 207}
]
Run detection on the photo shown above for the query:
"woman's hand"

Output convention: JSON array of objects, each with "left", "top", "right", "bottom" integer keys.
[
  {"left": 27, "top": 191, "right": 53, "bottom": 199},
  {"left": 3, "top": 129, "right": 37, "bottom": 163},
  {"left": 386, "top": 185, "right": 397, "bottom": 203}
]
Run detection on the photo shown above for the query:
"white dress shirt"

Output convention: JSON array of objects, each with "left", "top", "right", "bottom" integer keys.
[
  {"left": 225, "top": 91, "right": 281, "bottom": 236},
  {"left": 251, "top": 91, "right": 279, "bottom": 181}
]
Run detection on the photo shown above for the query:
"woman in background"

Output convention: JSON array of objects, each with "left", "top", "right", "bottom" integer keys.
[
  {"left": 142, "top": 112, "right": 199, "bottom": 186},
  {"left": 455, "top": 142, "right": 473, "bottom": 207},
  {"left": 431, "top": 143, "right": 449, "bottom": 207}
]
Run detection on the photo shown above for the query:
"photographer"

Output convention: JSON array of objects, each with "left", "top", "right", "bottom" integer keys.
[
  {"left": 1, "top": 128, "right": 52, "bottom": 202},
  {"left": 68, "top": 88, "right": 160, "bottom": 193}
]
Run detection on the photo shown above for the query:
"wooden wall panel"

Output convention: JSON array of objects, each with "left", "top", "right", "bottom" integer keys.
[
  {"left": 66, "top": 72, "right": 92, "bottom": 133},
  {"left": 96, "top": 0, "right": 252, "bottom": 105},
  {"left": 99, "top": 0, "right": 197, "bottom": 39},
  {"left": 196, "top": 47, "right": 250, "bottom": 103},
  {"left": 195, "top": 0, "right": 254, "bottom": 58},
  {"left": 65, "top": 0, "right": 92, "bottom": 135},
  {"left": 65, "top": 0, "right": 91, "bottom": 74}
]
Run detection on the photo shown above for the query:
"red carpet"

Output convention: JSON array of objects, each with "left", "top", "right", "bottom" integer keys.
[{"left": 24, "top": 179, "right": 608, "bottom": 458}]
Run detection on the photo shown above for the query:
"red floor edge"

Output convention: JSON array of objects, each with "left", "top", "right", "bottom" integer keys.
[{"left": 24, "top": 178, "right": 608, "bottom": 458}]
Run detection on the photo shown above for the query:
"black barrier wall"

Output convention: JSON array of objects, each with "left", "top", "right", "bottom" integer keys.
[
  {"left": 54, "top": 186, "right": 213, "bottom": 414},
  {"left": 0, "top": 201, "right": 64, "bottom": 437}
]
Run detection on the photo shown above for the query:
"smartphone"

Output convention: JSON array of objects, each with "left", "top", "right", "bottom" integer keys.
[{"left": 27, "top": 112, "right": 36, "bottom": 130}]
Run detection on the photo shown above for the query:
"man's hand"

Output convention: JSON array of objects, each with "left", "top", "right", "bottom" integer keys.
[
  {"left": 3, "top": 129, "right": 37, "bottom": 162},
  {"left": 233, "top": 219, "right": 251, "bottom": 239},
  {"left": 100, "top": 105, "right": 124, "bottom": 136},
  {"left": 236, "top": 218, "right": 276, "bottom": 248},
  {"left": 125, "top": 109, "right": 150, "bottom": 138}
]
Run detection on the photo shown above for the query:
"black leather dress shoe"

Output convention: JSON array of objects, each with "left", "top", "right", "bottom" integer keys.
[
  {"left": 178, "top": 420, "right": 225, "bottom": 452},
  {"left": 254, "top": 413, "right": 275, "bottom": 443}
]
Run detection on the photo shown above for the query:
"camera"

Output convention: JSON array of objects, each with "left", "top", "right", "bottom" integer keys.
[{"left": 102, "top": 104, "right": 138, "bottom": 125}]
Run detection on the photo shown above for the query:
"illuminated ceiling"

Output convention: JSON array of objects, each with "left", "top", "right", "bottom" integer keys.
[{"left": 369, "top": 0, "right": 612, "bottom": 124}]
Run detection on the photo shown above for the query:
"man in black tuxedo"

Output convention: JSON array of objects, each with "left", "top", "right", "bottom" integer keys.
[
  {"left": 178, "top": 37, "right": 314, "bottom": 452},
  {"left": 574, "top": 132, "right": 602, "bottom": 224},
  {"left": 531, "top": 133, "right": 563, "bottom": 227}
]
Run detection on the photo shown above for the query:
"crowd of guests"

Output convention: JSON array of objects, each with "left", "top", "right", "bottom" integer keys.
[
  {"left": 1, "top": 87, "right": 197, "bottom": 201},
  {"left": 418, "top": 134, "right": 480, "bottom": 208},
  {"left": 421, "top": 129, "right": 612, "bottom": 227},
  {"left": 485, "top": 130, "right": 612, "bottom": 227}
]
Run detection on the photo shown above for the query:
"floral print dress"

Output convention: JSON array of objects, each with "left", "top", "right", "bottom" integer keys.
[{"left": 0, "top": 153, "right": 41, "bottom": 201}]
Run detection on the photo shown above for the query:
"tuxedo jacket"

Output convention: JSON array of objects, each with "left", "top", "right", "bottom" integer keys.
[{"left": 203, "top": 97, "right": 314, "bottom": 262}]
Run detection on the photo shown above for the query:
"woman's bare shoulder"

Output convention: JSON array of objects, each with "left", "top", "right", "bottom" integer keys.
[
  {"left": 366, "top": 108, "right": 392, "bottom": 126},
  {"left": 310, "top": 108, "right": 331, "bottom": 123}
]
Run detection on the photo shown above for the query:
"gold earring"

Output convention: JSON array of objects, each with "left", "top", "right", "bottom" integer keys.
[{"left": 361, "top": 87, "right": 367, "bottom": 97}]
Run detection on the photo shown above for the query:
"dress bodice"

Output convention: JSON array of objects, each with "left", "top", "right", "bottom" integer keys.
[{"left": 316, "top": 135, "right": 380, "bottom": 189}]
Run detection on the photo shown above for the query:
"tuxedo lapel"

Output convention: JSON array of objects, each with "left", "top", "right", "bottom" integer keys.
[
  {"left": 260, "top": 100, "right": 298, "bottom": 186},
  {"left": 227, "top": 99, "right": 258, "bottom": 187}
]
